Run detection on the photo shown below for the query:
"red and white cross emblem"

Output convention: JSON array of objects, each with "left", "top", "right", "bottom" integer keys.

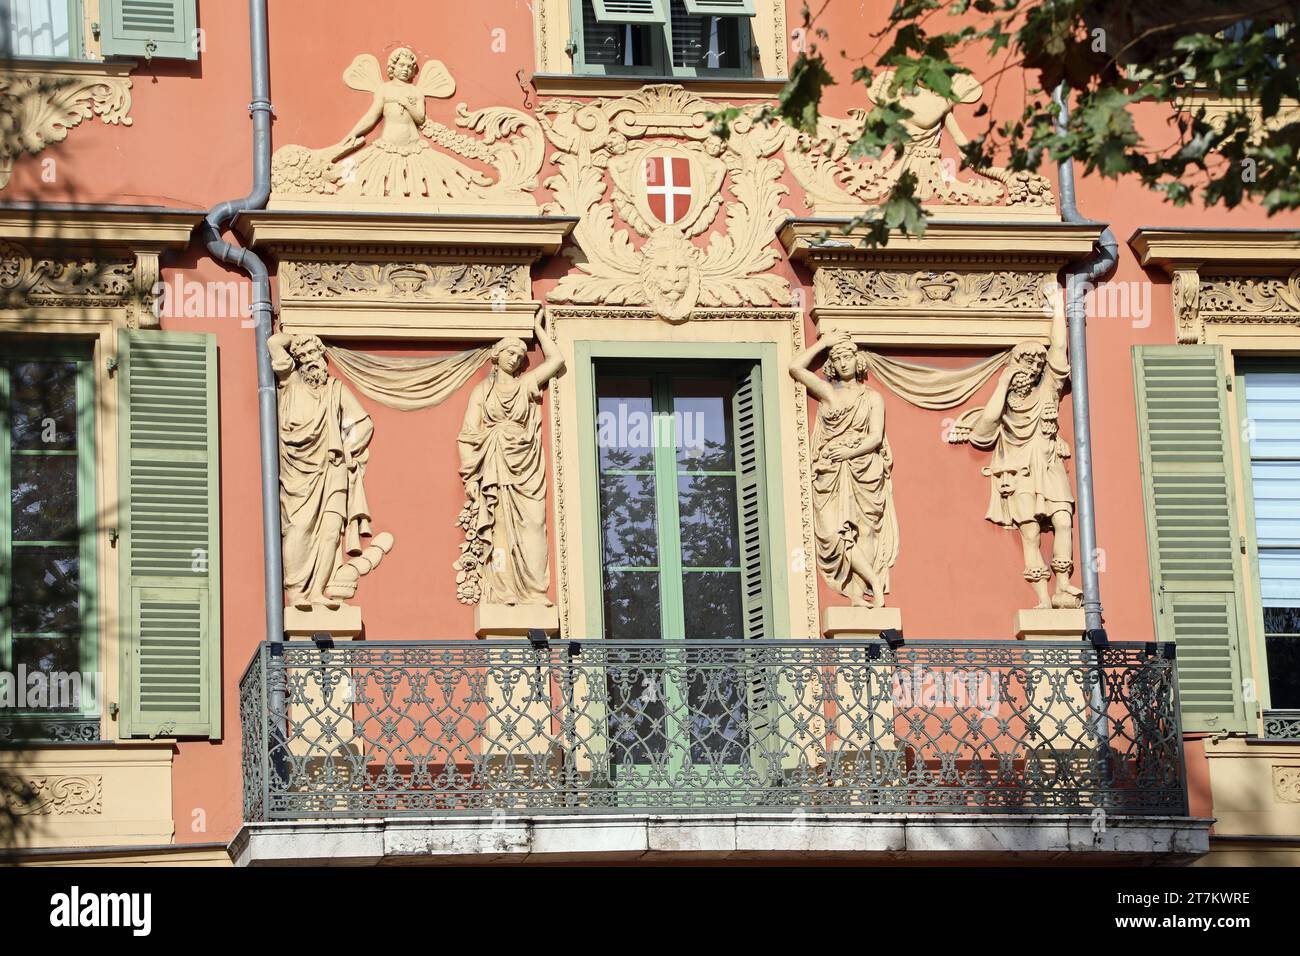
[{"left": 644, "top": 155, "right": 692, "bottom": 225}]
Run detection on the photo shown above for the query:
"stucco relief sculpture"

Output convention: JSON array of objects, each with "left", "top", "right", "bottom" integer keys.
[
  {"left": 539, "top": 85, "right": 791, "bottom": 322},
  {"left": 947, "top": 308, "right": 1081, "bottom": 610},
  {"left": 270, "top": 333, "right": 393, "bottom": 609},
  {"left": 270, "top": 48, "right": 542, "bottom": 210},
  {"left": 790, "top": 331, "right": 899, "bottom": 608},
  {"left": 783, "top": 70, "right": 1054, "bottom": 215},
  {"left": 454, "top": 320, "right": 564, "bottom": 606},
  {"left": 0, "top": 66, "right": 132, "bottom": 190}
]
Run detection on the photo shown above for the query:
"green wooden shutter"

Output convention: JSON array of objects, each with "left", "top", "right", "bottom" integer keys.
[
  {"left": 731, "top": 364, "right": 776, "bottom": 775},
  {"left": 100, "top": 0, "right": 198, "bottom": 60},
  {"left": 683, "top": 0, "right": 756, "bottom": 16},
  {"left": 592, "top": 0, "right": 668, "bottom": 24},
  {"left": 118, "top": 330, "right": 221, "bottom": 739},
  {"left": 732, "top": 363, "right": 769, "bottom": 643},
  {"left": 1134, "top": 345, "right": 1251, "bottom": 732}
]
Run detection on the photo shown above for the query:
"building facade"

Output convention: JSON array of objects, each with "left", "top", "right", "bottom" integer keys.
[{"left": 0, "top": 0, "right": 1296, "bottom": 865}]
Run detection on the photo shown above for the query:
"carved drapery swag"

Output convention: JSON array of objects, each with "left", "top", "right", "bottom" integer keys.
[
  {"left": 324, "top": 345, "right": 490, "bottom": 410},
  {"left": 861, "top": 349, "right": 1011, "bottom": 411}
]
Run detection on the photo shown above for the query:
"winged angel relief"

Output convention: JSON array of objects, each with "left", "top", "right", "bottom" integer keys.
[
  {"left": 270, "top": 48, "right": 542, "bottom": 210},
  {"left": 784, "top": 71, "right": 1055, "bottom": 215},
  {"left": 539, "top": 86, "right": 791, "bottom": 322}
]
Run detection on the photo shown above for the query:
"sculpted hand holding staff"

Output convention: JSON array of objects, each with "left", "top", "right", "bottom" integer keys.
[
  {"left": 790, "top": 330, "right": 899, "bottom": 608},
  {"left": 455, "top": 319, "right": 565, "bottom": 606}
]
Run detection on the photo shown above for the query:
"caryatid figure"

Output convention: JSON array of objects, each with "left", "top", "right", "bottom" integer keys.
[
  {"left": 454, "top": 320, "right": 565, "bottom": 606},
  {"left": 269, "top": 332, "right": 392, "bottom": 609},
  {"left": 966, "top": 304, "right": 1082, "bottom": 610},
  {"left": 790, "top": 330, "right": 899, "bottom": 609}
]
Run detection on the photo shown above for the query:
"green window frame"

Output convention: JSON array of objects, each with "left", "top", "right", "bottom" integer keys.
[
  {"left": 1235, "top": 358, "right": 1300, "bottom": 728},
  {"left": 572, "top": 0, "right": 754, "bottom": 78},
  {"left": 575, "top": 341, "right": 788, "bottom": 644},
  {"left": 0, "top": 341, "right": 99, "bottom": 739}
]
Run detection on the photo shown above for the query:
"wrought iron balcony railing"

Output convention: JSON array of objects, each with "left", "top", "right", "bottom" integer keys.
[{"left": 239, "top": 638, "right": 1188, "bottom": 822}]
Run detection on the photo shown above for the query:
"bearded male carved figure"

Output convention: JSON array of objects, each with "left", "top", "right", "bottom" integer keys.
[
  {"left": 269, "top": 332, "right": 392, "bottom": 609},
  {"left": 790, "top": 330, "right": 900, "bottom": 608},
  {"left": 454, "top": 320, "right": 565, "bottom": 606},
  {"left": 964, "top": 305, "right": 1081, "bottom": 610}
]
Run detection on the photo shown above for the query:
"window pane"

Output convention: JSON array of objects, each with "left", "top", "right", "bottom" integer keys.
[
  {"left": 673, "top": 379, "right": 734, "bottom": 471},
  {"left": 1264, "top": 606, "right": 1300, "bottom": 636},
  {"left": 603, "top": 569, "right": 660, "bottom": 641},
  {"left": 582, "top": 0, "right": 654, "bottom": 67},
  {"left": 1246, "top": 370, "right": 1300, "bottom": 458},
  {"left": 1259, "top": 550, "right": 1300, "bottom": 607},
  {"left": 599, "top": 473, "right": 659, "bottom": 568},
  {"left": 670, "top": 0, "right": 742, "bottom": 69},
  {"left": 678, "top": 474, "right": 738, "bottom": 567},
  {"left": 1, "top": 0, "right": 72, "bottom": 58},
  {"left": 10, "top": 360, "right": 77, "bottom": 450},
  {"left": 11, "top": 545, "right": 80, "bottom": 634},
  {"left": 596, "top": 378, "right": 655, "bottom": 472},
  {"left": 11, "top": 454, "right": 77, "bottom": 541},
  {"left": 682, "top": 569, "right": 742, "bottom": 639},
  {"left": 12, "top": 637, "right": 83, "bottom": 711},
  {"left": 1265, "top": 634, "right": 1300, "bottom": 709},
  {"left": 1250, "top": 461, "right": 1300, "bottom": 548}
]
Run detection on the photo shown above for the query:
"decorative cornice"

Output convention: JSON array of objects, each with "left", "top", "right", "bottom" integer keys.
[
  {"left": 1130, "top": 227, "right": 1300, "bottom": 271},
  {"left": 239, "top": 211, "right": 575, "bottom": 259},
  {"left": 0, "top": 60, "right": 134, "bottom": 190},
  {"left": 531, "top": 74, "right": 788, "bottom": 100},
  {"left": 781, "top": 218, "right": 1099, "bottom": 265}
]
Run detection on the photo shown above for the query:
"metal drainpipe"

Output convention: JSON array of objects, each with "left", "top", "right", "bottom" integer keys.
[
  {"left": 199, "top": 0, "right": 281, "bottom": 648},
  {"left": 1053, "top": 84, "right": 1118, "bottom": 636}
]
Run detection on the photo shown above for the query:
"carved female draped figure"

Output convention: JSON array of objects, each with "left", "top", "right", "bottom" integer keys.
[
  {"left": 455, "top": 321, "right": 565, "bottom": 606},
  {"left": 790, "top": 331, "right": 900, "bottom": 608}
]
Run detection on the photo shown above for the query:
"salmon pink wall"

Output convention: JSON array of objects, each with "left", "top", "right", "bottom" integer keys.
[{"left": 5, "top": 0, "right": 1296, "bottom": 844}]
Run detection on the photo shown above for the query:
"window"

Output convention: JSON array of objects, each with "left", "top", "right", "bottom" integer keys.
[
  {"left": 574, "top": 0, "right": 754, "bottom": 77},
  {"left": 1242, "top": 363, "right": 1300, "bottom": 714},
  {"left": 0, "top": 345, "right": 98, "bottom": 734},
  {"left": 0, "top": 1, "right": 80, "bottom": 58},
  {"left": 593, "top": 360, "right": 770, "bottom": 766},
  {"left": 0, "top": 1, "right": 200, "bottom": 61}
]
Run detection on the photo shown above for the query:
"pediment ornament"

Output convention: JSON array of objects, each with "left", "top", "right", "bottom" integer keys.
[
  {"left": 270, "top": 49, "right": 543, "bottom": 212},
  {"left": 784, "top": 71, "right": 1056, "bottom": 217},
  {"left": 538, "top": 85, "right": 792, "bottom": 322}
]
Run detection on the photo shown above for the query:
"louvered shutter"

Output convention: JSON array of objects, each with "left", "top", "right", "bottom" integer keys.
[
  {"left": 1134, "top": 345, "right": 1250, "bottom": 732},
  {"left": 683, "top": 0, "right": 755, "bottom": 15},
  {"left": 100, "top": 0, "right": 198, "bottom": 60},
  {"left": 731, "top": 364, "right": 776, "bottom": 776},
  {"left": 118, "top": 330, "right": 221, "bottom": 739},
  {"left": 591, "top": 0, "right": 668, "bottom": 24}
]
